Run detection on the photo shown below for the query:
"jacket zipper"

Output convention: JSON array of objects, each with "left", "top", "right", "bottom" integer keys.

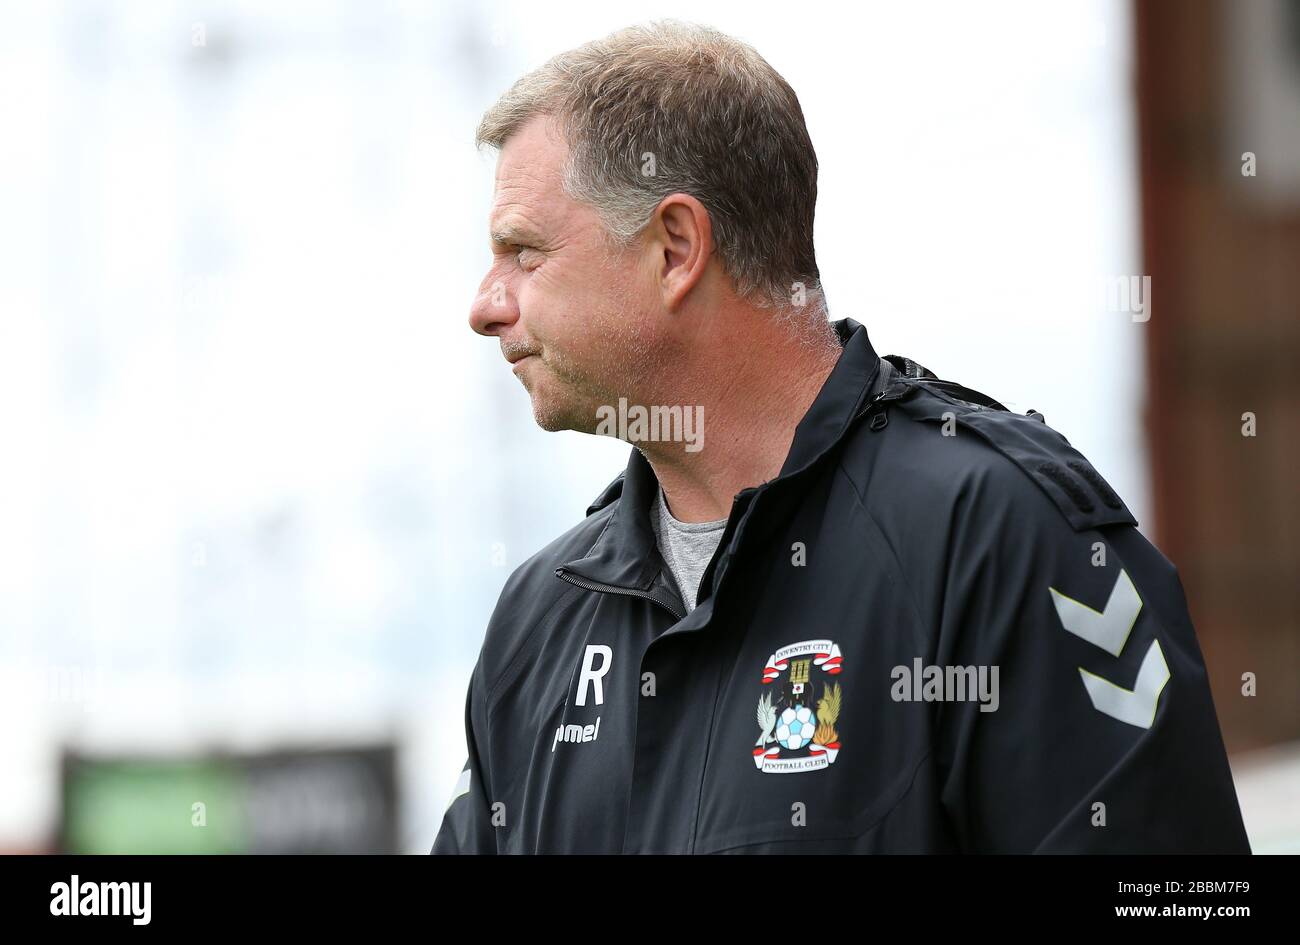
[{"left": 554, "top": 568, "right": 686, "bottom": 622}]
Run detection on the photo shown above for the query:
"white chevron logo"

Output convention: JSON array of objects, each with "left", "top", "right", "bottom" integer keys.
[
  {"left": 1078, "top": 639, "right": 1170, "bottom": 729},
  {"left": 1048, "top": 568, "right": 1170, "bottom": 729},
  {"left": 1049, "top": 568, "right": 1141, "bottom": 656}
]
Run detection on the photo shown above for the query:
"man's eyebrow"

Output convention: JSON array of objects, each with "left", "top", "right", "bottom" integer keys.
[{"left": 489, "top": 222, "right": 542, "bottom": 246}]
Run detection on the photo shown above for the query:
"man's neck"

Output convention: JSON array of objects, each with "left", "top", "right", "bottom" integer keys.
[{"left": 638, "top": 321, "right": 844, "bottom": 523}]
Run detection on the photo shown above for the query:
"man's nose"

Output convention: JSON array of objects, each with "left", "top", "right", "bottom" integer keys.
[{"left": 469, "top": 273, "right": 519, "bottom": 337}]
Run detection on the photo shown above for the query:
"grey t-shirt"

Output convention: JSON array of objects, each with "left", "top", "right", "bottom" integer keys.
[{"left": 649, "top": 485, "right": 727, "bottom": 613}]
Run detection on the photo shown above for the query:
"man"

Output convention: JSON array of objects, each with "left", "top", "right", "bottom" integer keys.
[{"left": 432, "top": 21, "right": 1250, "bottom": 854}]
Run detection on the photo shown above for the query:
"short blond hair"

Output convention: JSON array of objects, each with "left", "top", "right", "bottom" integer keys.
[{"left": 476, "top": 20, "right": 825, "bottom": 315}]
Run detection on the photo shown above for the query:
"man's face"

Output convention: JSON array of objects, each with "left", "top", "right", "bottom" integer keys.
[{"left": 469, "top": 114, "right": 663, "bottom": 432}]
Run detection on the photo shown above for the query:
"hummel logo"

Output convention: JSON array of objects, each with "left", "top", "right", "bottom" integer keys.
[
  {"left": 1049, "top": 568, "right": 1171, "bottom": 729},
  {"left": 552, "top": 715, "right": 601, "bottom": 751}
]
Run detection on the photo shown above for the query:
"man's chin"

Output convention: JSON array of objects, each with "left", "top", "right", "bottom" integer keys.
[
  {"left": 527, "top": 392, "right": 594, "bottom": 435},
  {"left": 517, "top": 367, "right": 603, "bottom": 434},
  {"left": 530, "top": 404, "right": 575, "bottom": 433}
]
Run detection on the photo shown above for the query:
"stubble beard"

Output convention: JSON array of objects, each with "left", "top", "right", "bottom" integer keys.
[
  {"left": 525, "top": 287, "right": 674, "bottom": 437},
  {"left": 533, "top": 315, "right": 676, "bottom": 436}
]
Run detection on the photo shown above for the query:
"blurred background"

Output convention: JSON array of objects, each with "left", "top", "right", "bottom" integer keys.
[{"left": 0, "top": 0, "right": 1294, "bottom": 854}]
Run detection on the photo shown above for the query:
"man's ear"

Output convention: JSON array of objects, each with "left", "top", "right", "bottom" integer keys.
[{"left": 650, "top": 193, "right": 714, "bottom": 311}]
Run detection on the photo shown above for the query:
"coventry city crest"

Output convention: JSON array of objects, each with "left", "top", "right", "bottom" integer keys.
[{"left": 753, "top": 639, "right": 844, "bottom": 773}]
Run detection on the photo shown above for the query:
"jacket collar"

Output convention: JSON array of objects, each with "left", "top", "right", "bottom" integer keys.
[
  {"left": 777, "top": 316, "right": 882, "bottom": 477},
  {"left": 558, "top": 317, "right": 883, "bottom": 591}
]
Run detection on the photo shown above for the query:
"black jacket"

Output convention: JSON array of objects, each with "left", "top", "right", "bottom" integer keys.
[{"left": 432, "top": 318, "right": 1251, "bottom": 854}]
